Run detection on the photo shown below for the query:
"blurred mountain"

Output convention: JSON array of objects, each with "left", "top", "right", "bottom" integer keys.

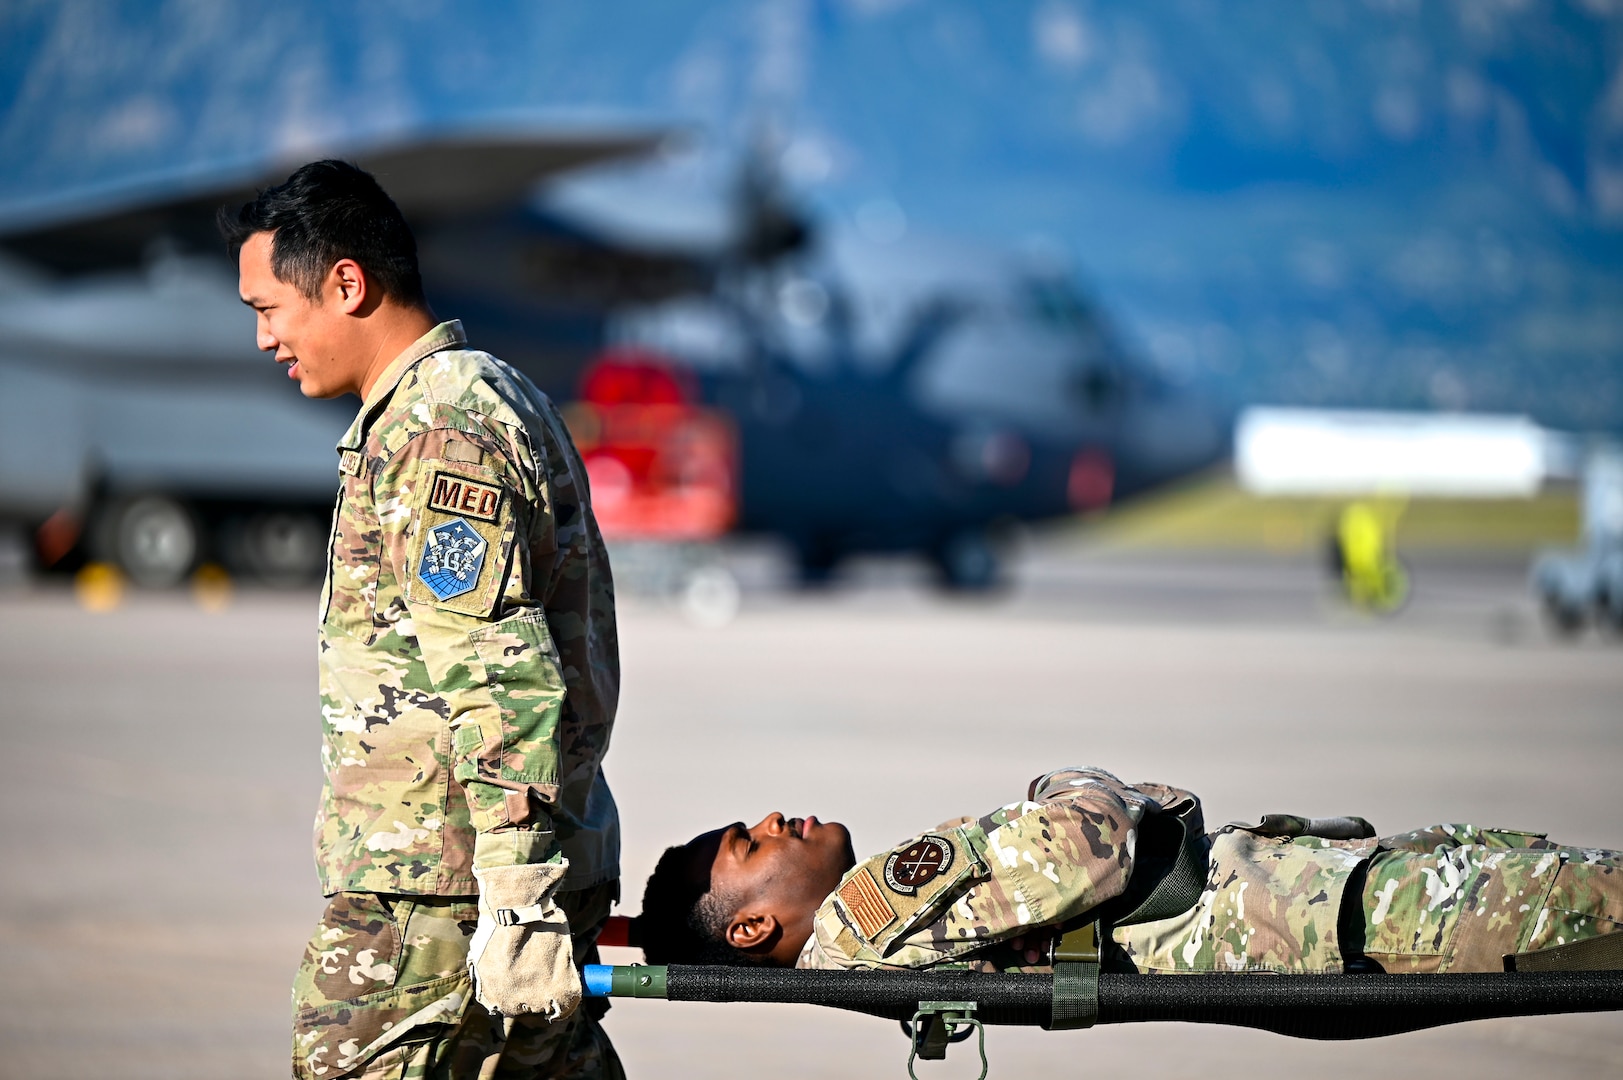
[{"left": 2, "top": 0, "right": 1619, "bottom": 431}]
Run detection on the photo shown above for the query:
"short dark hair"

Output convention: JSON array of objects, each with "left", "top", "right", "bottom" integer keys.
[
  {"left": 217, "top": 159, "right": 425, "bottom": 306},
  {"left": 637, "top": 844, "right": 766, "bottom": 966}
]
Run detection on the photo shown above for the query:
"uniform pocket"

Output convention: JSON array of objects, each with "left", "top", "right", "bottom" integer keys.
[
  {"left": 297, "top": 894, "right": 403, "bottom": 1004},
  {"left": 293, "top": 895, "right": 477, "bottom": 1079},
  {"left": 324, "top": 471, "right": 383, "bottom": 645},
  {"left": 1517, "top": 854, "right": 1623, "bottom": 955},
  {"left": 1361, "top": 846, "right": 1567, "bottom": 972},
  {"left": 469, "top": 612, "right": 567, "bottom": 788},
  {"left": 293, "top": 971, "right": 472, "bottom": 1079}
]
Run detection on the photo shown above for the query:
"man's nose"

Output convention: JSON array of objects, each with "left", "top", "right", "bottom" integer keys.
[
  {"left": 256, "top": 318, "right": 278, "bottom": 353},
  {"left": 754, "top": 812, "right": 786, "bottom": 836}
]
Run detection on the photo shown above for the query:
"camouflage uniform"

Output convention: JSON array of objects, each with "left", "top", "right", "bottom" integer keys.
[
  {"left": 800, "top": 767, "right": 1622, "bottom": 976},
  {"left": 293, "top": 321, "right": 621, "bottom": 1078}
]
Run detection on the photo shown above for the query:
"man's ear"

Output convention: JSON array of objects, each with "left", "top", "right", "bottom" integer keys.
[
  {"left": 725, "top": 910, "right": 781, "bottom": 953},
  {"left": 330, "top": 258, "right": 367, "bottom": 314}
]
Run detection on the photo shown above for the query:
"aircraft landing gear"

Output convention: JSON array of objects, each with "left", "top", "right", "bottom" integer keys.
[
  {"left": 1540, "top": 592, "right": 1587, "bottom": 638},
  {"left": 795, "top": 539, "right": 842, "bottom": 587},
  {"left": 93, "top": 495, "right": 199, "bottom": 588},
  {"left": 225, "top": 511, "right": 328, "bottom": 585},
  {"left": 81, "top": 496, "right": 331, "bottom": 589}
]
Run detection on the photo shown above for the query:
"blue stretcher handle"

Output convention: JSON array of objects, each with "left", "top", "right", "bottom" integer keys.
[{"left": 585, "top": 963, "right": 669, "bottom": 998}]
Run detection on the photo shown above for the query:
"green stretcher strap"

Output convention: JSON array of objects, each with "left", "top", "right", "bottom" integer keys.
[
  {"left": 1048, "top": 961, "right": 1100, "bottom": 1030},
  {"left": 1110, "top": 803, "right": 1210, "bottom": 928},
  {"left": 1509, "top": 930, "right": 1623, "bottom": 972}
]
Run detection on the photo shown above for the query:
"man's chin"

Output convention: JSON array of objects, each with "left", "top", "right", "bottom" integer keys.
[{"left": 295, "top": 378, "right": 349, "bottom": 400}]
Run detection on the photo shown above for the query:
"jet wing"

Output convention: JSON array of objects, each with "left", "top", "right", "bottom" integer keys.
[{"left": 0, "top": 127, "right": 668, "bottom": 275}]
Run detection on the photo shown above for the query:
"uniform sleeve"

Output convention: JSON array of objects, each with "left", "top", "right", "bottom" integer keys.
[
  {"left": 812, "top": 767, "right": 1166, "bottom": 969},
  {"left": 945, "top": 767, "right": 1159, "bottom": 939},
  {"left": 376, "top": 427, "right": 564, "bottom": 870}
]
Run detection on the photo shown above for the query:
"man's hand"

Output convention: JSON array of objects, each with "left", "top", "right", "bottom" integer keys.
[{"left": 468, "top": 860, "right": 581, "bottom": 1021}]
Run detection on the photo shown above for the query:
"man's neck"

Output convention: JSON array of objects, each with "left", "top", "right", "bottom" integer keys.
[{"left": 357, "top": 304, "right": 440, "bottom": 400}]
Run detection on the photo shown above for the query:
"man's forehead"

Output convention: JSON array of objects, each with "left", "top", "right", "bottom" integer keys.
[
  {"left": 237, "top": 234, "right": 270, "bottom": 282},
  {"left": 237, "top": 232, "right": 290, "bottom": 303},
  {"left": 684, "top": 827, "right": 727, "bottom": 889}
]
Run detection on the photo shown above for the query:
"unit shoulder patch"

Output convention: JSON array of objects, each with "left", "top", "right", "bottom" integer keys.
[
  {"left": 405, "top": 457, "right": 515, "bottom": 616},
  {"left": 417, "top": 517, "right": 488, "bottom": 601},
  {"left": 883, "top": 834, "right": 955, "bottom": 896}
]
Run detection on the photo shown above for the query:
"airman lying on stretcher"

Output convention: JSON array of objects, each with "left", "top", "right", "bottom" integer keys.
[{"left": 636, "top": 767, "right": 1623, "bottom": 975}]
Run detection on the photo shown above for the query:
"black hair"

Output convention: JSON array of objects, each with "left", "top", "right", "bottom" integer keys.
[
  {"left": 636, "top": 843, "right": 768, "bottom": 967},
  {"left": 217, "top": 159, "right": 426, "bottom": 306}
]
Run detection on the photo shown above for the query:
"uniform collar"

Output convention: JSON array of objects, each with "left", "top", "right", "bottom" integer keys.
[{"left": 337, "top": 320, "right": 467, "bottom": 452}]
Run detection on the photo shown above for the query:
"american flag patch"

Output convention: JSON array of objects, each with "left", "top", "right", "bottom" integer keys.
[{"left": 837, "top": 867, "right": 897, "bottom": 941}]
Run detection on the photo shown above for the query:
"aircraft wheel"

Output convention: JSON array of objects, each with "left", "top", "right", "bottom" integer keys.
[
  {"left": 932, "top": 531, "right": 1002, "bottom": 592},
  {"left": 236, "top": 511, "right": 328, "bottom": 584},
  {"left": 98, "top": 495, "right": 199, "bottom": 588},
  {"left": 1540, "top": 591, "right": 1586, "bottom": 638},
  {"left": 1596, "top": 590, "right": 1623, "bottom": 639}
]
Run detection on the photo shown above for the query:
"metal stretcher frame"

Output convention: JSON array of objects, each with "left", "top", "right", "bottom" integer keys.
[{"left": 582, "top": 963, "right": 1623, "bottom": 1079}]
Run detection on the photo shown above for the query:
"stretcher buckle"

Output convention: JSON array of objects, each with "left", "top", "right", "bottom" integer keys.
[{"left": 903, "top": 1000, "right": 986, "bottom": 1080}]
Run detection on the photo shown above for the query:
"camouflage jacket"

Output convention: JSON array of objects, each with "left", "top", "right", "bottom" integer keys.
[
  {"left": 316, "top": 321, "right": 619, "bottom": 897},
  {"left": 800, "top": 767, "right": 1377, "bottom": 974}
]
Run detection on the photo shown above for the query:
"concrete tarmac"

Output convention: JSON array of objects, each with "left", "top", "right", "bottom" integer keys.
[{"left": 1, "top": 547, "right": 1619, "bottom": 1079}]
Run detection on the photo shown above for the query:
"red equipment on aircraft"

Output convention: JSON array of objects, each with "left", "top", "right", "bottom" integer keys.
[{"left": 564, "top": 350, "right": 738, "bottom": 542}]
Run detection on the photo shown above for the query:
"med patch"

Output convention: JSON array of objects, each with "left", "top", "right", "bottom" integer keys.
[
  {"left": 417, "top": 518, "right": 487, "bottom": 601},
  {"left": 427, "top": 471, "right": 503, "bottom": 523}
]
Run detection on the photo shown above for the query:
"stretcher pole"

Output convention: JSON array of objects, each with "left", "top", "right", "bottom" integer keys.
[
  {"left": 585, "top": 962, "right": 1623, "bottom": 1077},
  {"left": 585, "top": 963, "right": 1623, "bottom": 1033}
]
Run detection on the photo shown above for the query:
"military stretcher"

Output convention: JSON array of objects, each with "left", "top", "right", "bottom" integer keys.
[{"left": 584, "top": 916, "right": 1623, "bottom": 1080}]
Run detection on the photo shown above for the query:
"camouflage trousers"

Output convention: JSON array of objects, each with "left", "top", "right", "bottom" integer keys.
[
  {"left": 1354, "top": 825, "right": 1623, "bottom": 973},
  {"left": 292, "top": 881, "right": 623, "bottom": 1080}
]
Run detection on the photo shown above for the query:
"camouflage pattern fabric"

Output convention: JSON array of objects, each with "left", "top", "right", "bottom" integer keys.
[
  {"left": 801, "top": 767, "right": 1623, "bottom": 976},
  {"left": 1358, "top": 824, "right": 1623, "bottom": 973},
  {"left": 317, "top": 321, "right": 619, "bottom": 896},
  {"left": 800, "top": 767, "right": 1199, "bottom": 970},
  {"left": 292, "top": 882, "right": 623, "bottom": 1079},
  {"left": 1119, "top": 827, "right": 1378, "bottom": 972}
]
